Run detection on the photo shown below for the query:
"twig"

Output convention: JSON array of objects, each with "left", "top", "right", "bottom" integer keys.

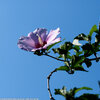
[
  {"left": 44, "top": 51, "right": 100, "bottom": 62},
  {"left": 44, "top": 53, "right": 65, "bottom": 62},
  {"left": 47, "top": 68, "right": 57, "bottom": 100},
  {"left": 88, "top": 57, "right": 100, "bottom": 61}
]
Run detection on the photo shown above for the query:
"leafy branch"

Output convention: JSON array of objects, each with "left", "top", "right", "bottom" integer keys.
[{"left": 33, "top": 24, "right": 100, "bottom": 100}]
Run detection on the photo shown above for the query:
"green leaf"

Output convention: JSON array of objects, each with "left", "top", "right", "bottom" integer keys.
[
  {"left": 52, "top": 48, "right": 59, "bottom": 53},
  {"left": 74, "top": 87, "right": 93, "bottom": 94},
  {"left": 34, "top": 50, "right": 42, "bottom": 56},
  {"left": 74, "top": 33, "right": 89, "bottom": 41},
  {"left": 71, "top": 55, "right": 85, "bottom": 68},
  {"left": 60, "top": 42, "right": 73, "bottom": 50},
  {"left": 57, "top": 66, "right": 69, "bottom": 71},
  {"left": 84, "top": 58, "right": 92, "bottom": 68},
  {"left": 47, "top": 41, "right": 61, "bottom": 51},
  {"left": 76, "top": 51, "right": 83, "bottom": 56},
  {"left": 55, "top": 86, "right": 67, "bottom": 97},
  {"left": 73, "top": 45, "right": 80, "bottom": 52},
  {"left": 95, "top": 34, "right": 100, "bottom": 43},
  {"left": 82, "top": 43, "right": 94, "bottom": 57},
  {"left": 78, "top": 93, "right": 99, "bottom": 100},
  {"left": 73, "top": 45, "right": 83, "bottom": 56},
  {"left": 64, "top": 61, "right": 70, "bottom": 66},
  {"left": 74, "top": 65, "right": 88, "bottom": 72},
  {"left": 89, "top": 25, "right": 98, "bottom": 37}
]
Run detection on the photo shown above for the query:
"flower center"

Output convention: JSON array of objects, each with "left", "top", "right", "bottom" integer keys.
[{"left": 35, "top": 34, "right": 47, "bottom": 48}]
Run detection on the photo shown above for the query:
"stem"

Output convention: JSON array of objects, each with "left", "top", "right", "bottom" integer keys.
[
  {"left": 47, "top": 68, "right": 57, "bottom": 100},
  {"left": 44, "top": 53, "right": 65, "bottom": 62},
  {"left": 88, "top": 57, "right": 100, "bottom": 61},
  {"left": 44, "top": 51, "right": 100, "bottom": 62}
]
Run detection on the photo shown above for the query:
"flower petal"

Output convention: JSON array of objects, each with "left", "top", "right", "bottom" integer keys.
[
  {"left": 18, "top": 36, "right": 36, "bottom": 51},
  {"left": 46, "top": 28, "right": 60, "bottom": 43},
  {"left": 33, "top": 28, "right": 47, "bottom": 42},
  {"left": 28, "top": 32, "right": 39, "bottom": 44},
  {"left": 31, "top": 47, "right": 43, "bottom": 52},
  {"left": 43, "top": 37, "right": 61, "bottom": 49},
  {"left": 49, "top": 37, "right": 61, "bottom": 44}
]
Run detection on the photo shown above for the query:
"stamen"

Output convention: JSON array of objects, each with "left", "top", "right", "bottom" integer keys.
[{"left": 36, "top": 34, "right": 43, "bottom": 46}]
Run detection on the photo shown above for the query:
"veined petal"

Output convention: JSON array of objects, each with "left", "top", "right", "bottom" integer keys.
[
  {"left": 18, "top": 28, "right": 61, "bottom": 52},
  {"left": 33, "top": 28, "right": 47, "bottom": 42},
  {"left": 18, "top": 36, "right": 36, "bottom": 51},
  {"left": 28, "top": 32, "right": 39, "bottom": 44},
  {"left": 43, "top": 37, "right": 61, "bottom": 49},
  {"left": 49, "top": 37, "right": 61, "bottom": 44},
  {"left": 46, "top": 28, "right": 60, "bottom": 43}
]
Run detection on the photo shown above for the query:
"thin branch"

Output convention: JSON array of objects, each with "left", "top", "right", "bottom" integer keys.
[
  {"left": 44, "top": 53, "right": 65, "bottom": 62},
  {"left": 47, "top": 68, "right": 57, "bottom": 100},
  {"left": 88, "top": 57, "right": 100, "bottom": 61}
]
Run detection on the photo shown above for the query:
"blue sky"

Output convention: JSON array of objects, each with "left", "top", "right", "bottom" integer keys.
[{"left": 0, "top": 0, "right": 100, "bottom": 100}]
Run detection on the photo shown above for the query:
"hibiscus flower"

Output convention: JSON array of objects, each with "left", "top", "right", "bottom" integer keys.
[{"left": 18, "top": 28, "right": 61, "bottom": 52}]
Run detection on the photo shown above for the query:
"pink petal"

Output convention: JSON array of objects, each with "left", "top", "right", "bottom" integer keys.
[
  {"left": 18, "top": 36, "right": 36, "bottom": 51},
  {"left": 28, "top": 32, "right": 39, "bottom": 44},
  {"left": 31, "top": 28, "right": 47, "bottom": 42},
  {"left": 43, "top": 37, "right": 61, "bottom": 49},
  {"left": 46, "top": 28, "right": 60, "bottom": 43},
  {"left": 31, "top": 47, "right": 43, "bottom": 51}
]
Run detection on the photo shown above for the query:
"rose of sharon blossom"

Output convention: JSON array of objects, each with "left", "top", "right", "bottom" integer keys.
[{"left": 18, "top": 28, "right": 61, "bottom": 52}]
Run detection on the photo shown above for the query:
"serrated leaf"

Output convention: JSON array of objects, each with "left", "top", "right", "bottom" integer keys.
[
  {"left": 57, "top": 66, "right": 69, "bottom": 71},
  {"left": 89, "top": 25, "right": 98, "bottom": 37},
  {"left": 75, "top": 87, "right": 93, "bottom": 94}
]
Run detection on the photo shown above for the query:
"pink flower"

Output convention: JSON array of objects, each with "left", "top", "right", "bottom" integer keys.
[{"left": 18, "top": 28, "right": 61, "bottom": 52}]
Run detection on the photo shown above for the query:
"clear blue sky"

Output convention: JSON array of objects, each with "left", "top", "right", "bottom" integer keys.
[{"left": 0, "top": 0, "right": 100, "bottom": 100}]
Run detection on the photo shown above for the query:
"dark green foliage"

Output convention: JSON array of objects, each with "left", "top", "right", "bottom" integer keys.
[
  {"left": 77, "top": 93, "right": 99, "bottom": 100},
  {"left": 82, "top": 43, "right": 94, "bottom": 57},
  {"left": 53, "top": 25, "right": 100, "bottom": 99},
  {"left": 95, "top": 34, "right": 100, "bottom": 43},
  {"left": 84, "top": 58, "right": 92, "bottom": 68},
  {"left": 33, "top": 25, "right": 100, "bottom": 100},
  {"left": 55, "top": 86, "right": 67, "bottom": 97},
  {"left": 52, "top": 42, "right": 73, "bottom": 60},
  {"left": 74, "top": 33, "right": 89, "bottom": 41},
  {"left": 34, "top": 49, "right": 46, "bottom": 56},
  {"left": 51, "top": 25, "right": 100, "bottom": 73},
  {"left": 57, "top": 66, "right": 70, "bottom": 72},
  {"left": 54, "top": 86, "right": 96, "bottom": 100}
]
